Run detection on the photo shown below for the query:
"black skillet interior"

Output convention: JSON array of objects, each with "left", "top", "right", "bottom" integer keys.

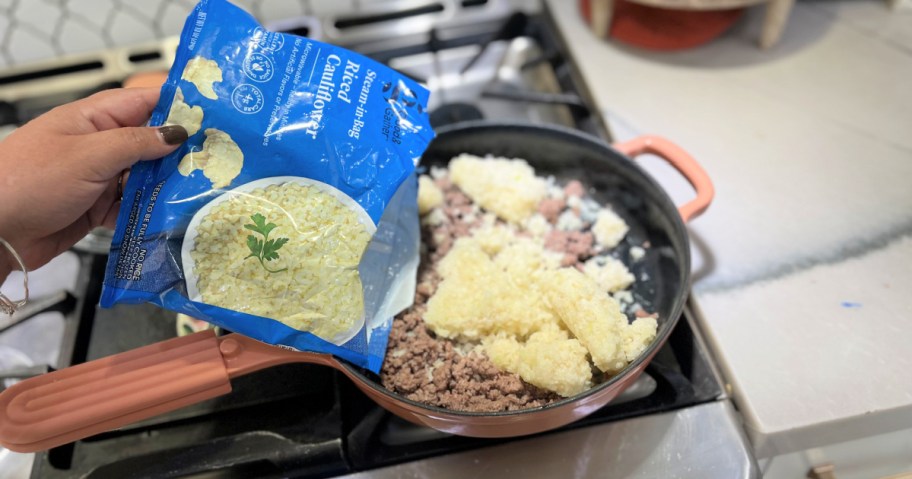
[{"left": 348, "top": 121, "right": 693, "bottom": 411}]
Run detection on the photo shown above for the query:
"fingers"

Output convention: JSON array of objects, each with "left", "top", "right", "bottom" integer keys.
[
  {"left": 78, "top": 125, "right": 188, "bottom": 181},
  {"left": 50, "top": 87, "right": 164, "bottom": 134},
  {"left": 101, "top": 201, "right": 121, "bottom": 230},
  {"left": 52, "top": 216, "right": 96, "bottom": 259},
  {"left": 88, "top": 175, "right": 124, "bottom": 230}
]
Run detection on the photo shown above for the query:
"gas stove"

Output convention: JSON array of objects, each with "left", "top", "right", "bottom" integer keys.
[{"left": 0, "top": 1, "right": 756, "bottom": 477}]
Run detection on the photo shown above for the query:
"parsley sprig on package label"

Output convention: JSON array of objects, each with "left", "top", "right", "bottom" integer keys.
[
  {"left": 244, "top": 213, "right": 289, "bottom": 273},
  {"left": 101, "top": 0, "right": 433, "bottom": 372}
]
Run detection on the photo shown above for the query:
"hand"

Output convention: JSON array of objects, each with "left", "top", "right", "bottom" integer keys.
[{"left": 0, "top": 88, "right": 187, "bottom": 278}]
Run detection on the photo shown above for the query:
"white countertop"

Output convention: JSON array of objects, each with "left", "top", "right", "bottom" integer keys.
[{"left": 548, "top": 0, "right": 912, "bottom": 458}]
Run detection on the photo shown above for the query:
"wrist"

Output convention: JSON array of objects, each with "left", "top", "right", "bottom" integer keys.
[
  {"left": 0, "top": 238, "right": 14, "bottom": 283},
  {"left": 0, "top": 215, "right": 23, "bottom": 281},
  {"left": 0, "top": 255, "right": 10, "bottom": 283},
  {"left": 0, "top": 219, "right": 11, "bottom": 280},
  {"left": 0, "top": 217, "right": 17, "bottom": 275},
  {"left": 0, "top": 236, "right": 29, "bottom": 314},
  {"left": 0, "top": 241, "right": 16, "bottom": 317}
]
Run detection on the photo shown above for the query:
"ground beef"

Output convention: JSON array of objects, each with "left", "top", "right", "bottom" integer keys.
[
  {"left": 537, "top": 197, "right": 566, "bottom": 223},
  {"left": 544, "top": 230, "right": 595, "bottom": 266},
  {"left": 425, "top": 180, "right": 481, "bottom": 262},
  {"left": 564, "top": 180, "right": 585, "bottom": 197}
]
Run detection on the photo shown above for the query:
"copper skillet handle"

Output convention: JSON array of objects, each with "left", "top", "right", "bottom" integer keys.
[
  {"left": 613, "top": 136, "right": 714, "bottom": 223},
  {"left": 216, "top": 333, "right": 342, "bottom": 377},
  {"left": 0, "top": 330, "right": 322, "bottom": 453}
]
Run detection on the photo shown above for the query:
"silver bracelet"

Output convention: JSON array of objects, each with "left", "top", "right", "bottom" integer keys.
[{"left": 0, "top": 237, "right": 28, "bottom": 315}]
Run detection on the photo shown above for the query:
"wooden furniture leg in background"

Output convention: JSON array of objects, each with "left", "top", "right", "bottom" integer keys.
[
  {"left": 585, "top": 0, "right": 797, "bottom": 49},
  {"left": 590, "top": 0, "right": 614, "bottom": 38},
  {"left": 760, "top": 0, "right": 795, "bottom": 48}
]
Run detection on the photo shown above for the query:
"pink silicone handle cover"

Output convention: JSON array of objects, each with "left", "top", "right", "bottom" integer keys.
[
  {"left": 0, "top": 331, "right": 338, "bottom": 453},
  {"left": 0, "top": 330, "right": 232, "bottom": 453},
  {"left": 612, "top": 136, "right": 714, "bottom": 223}
]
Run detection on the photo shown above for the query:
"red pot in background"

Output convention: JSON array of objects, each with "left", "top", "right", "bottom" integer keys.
[{"left": 579, "top": 0, "right": 745, "bottom": 51}]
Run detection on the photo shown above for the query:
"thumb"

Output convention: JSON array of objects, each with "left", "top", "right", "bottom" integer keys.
[{"left": 79, "top": 125, "right": 188, "bottom": 180}]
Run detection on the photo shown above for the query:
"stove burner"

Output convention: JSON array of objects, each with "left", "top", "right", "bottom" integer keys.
[{"left": 429, "top": 102, "right": 485, "bottom": 128}]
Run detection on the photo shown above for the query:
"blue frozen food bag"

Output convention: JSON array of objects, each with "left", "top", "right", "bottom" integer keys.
[{"left": 101, "top": 0, "right": 433, "bottom": 372}]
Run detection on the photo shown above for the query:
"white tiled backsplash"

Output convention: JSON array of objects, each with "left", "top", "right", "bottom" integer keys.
[
  {"left": 0, "top": 0, "right": 308, "bottom": 68},
  {"left": 0, "top": 0, "right": 540, "bottom": 69}
]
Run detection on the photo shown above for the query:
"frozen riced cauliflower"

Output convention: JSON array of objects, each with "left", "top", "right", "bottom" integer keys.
[
  {"left": 182, "top": 56, "right": 222, "bottom": 100},
  {"left": 522, "top": 213, "right": 551, "bottom": 238},
  {"left": 483, "top": 324, "right": 592, "bottom": 398},
  {"left": 583, "top": 256, "right": 635, "bottom": 293},
  {"left": 425, "top": 236, "right": 562, "bottom": 341},
  {"left": 165, "top": 87, "right": 203, "bottom": 136},
  {"left": 425, "top": 227, "right": 655, "bottom": 396},
  {"left": 190, "top": 182, "right": 373, "bottom": 343},
  {"left": 592, "top": 208, "right": 629, "bottom": 248},
  {"left": 471, "top": 220, "right": 516, "bottom": 256},
  {"left": 545, "top": 268, "right": 656, "bottom": 374},
  {"left": 416, "top": 175, "right": 444, "bottom": 215},
  {"left": 449, "top": 154, "right": 547, "bottom": 224},
  {"left": 389, "top": 158, "right": 658, "bottom": 404},
  {"left": 179, "top": 128, "right": 243, "bottom": 189}
]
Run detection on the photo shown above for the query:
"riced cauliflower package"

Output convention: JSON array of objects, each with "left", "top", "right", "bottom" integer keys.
[{"left": 101, "top": 0, "right": 433, "bottom": 371}]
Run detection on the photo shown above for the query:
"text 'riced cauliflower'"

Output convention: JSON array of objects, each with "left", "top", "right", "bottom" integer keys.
[{"left": 179, "top": 128, "right": 243, "bottom": 189}]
